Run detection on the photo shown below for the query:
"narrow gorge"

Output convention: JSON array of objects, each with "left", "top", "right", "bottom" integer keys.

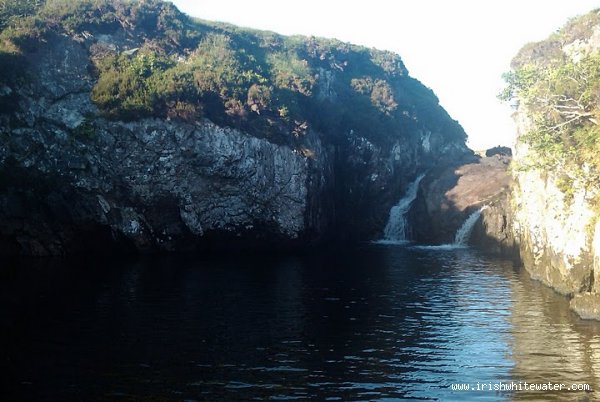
[
  {"left": 3, "top": 1, "right": 600, "bottom": 400},
  {"left": 1, "top": 0, "right": 599, "bottom": 314}
]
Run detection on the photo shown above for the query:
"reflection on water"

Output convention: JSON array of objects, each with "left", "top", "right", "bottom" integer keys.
[
  {"left": 509, "top": 268, "right": 600, "bottom": 401},
  {"left": 1, "top": 245, "right": 599, "bottom": 401}
]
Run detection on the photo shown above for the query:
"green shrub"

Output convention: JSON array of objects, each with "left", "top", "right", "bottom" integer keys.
[
  {"left": 267, "top": 50, "right": 314, "bottom": 95},
  {"left": 500, "top": 10, "right": 600, "bottom": 197},
  {"left": 91, "top": 50, "right": 174, "bottom": 120},
  {"left": 0, "top": 0, "right": 44, "bottom": 30},
  {"left": 500, "top": 52, "right": 600, "bottom": 176},
  {"left": 1, "top": 0, "right": 466, "bottom": 148}
]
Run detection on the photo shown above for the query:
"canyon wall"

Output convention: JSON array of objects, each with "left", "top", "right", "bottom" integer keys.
[
  {"left": 494, "top": 10, "right": 600, "bottom": 318},
  {"left": 0, "top": 0, "right": 472, "bottom": 255}
]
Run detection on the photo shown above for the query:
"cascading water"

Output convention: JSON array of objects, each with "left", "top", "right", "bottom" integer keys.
[
  {"left": 382, "top": 174, "right": 425, "bottom": 242},
  {"left": 453, "top": 207, "right": 486, "bottom": 246},
  {"left": 411, "top": 206, "right": 487, "bottom": 250}
]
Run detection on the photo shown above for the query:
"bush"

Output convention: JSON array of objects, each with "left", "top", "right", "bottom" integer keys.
[
  {"left": 0, "top": 0, "right": 44, "bottom": 30},
  {"left": 500, "top": 53, "right": 600, "bottom": 174},
  {"left": 1, "top": 0, "right": 466, "bottom": 149},
  {"left": 500, "top": 10, "right": 600, "bottom": 194},
  {"left": 267, "top": 50, "right": 314, "bottom": 95}
]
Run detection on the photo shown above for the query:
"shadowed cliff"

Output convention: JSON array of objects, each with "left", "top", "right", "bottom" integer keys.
[{"left": 0, "top": 0, "right": 472, "bottom": 255}]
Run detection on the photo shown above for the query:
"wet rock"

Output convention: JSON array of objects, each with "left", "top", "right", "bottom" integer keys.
[
  {"left": 570, "top": 293, "right": 600, "bottom": 320},
  {"left": 412, "top": 155, "right": 510, "bottom": 244},
  {"left": 472, "top": 190, "right": 520, "bottom": 258}
]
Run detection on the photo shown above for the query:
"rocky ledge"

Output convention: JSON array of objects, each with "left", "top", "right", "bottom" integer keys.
[
  {"left": 570, "top": 293, "right": 600, "bottom": 321},
  {"left": 410, "top": 154, "right": 514, "bottom": 249}
]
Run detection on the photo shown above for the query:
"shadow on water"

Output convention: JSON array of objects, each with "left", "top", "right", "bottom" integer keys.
[{"left": 1, "top": 245, "right": 600, "bottom": 401}]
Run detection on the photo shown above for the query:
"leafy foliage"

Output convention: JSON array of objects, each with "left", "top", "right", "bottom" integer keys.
[
  {"left": 267, "top": 50, "right": 314, "bottom": 95},
  {"left": 0, "top": 0, "right": 44, "bottom": 30},
  {"left": 351, "top": 77, "right": 397, "bottom": 114},
  {"left": 0, "top": 0, "right": 466, "bottom": 148},
  {"left": 91, "top": 49, "right": 183, "bottom": 120},
  {"left": 500, "top": 9, "right": 600, "bottom": 201}
]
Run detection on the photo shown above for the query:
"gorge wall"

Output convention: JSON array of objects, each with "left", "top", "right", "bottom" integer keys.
[
  {"left": 0, "top": 0, "right": 472, "bottom": 256},
  {"left": 495, "top": 9, "right": 600, "bottom": 318}
]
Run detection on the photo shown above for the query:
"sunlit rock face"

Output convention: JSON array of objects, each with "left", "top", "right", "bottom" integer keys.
[
  {"left": 509, "top": 55, "right": 599, "bottom": 298},
  {"left": 511, "top": 161, "right": 596, "bottom": 295},
  {"left": 512, "top": 99, "right": 596, "bottom": 294},
  {"left": 501, "top": 11, "right": 600, "bottom": 318},
  {"left": 570, "top": 292, "right": 600, "bottom": 320}
]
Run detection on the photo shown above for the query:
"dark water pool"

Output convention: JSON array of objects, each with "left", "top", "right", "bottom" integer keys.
[{"left": 2, "top": 244, "right": 600, "bottom": 401}]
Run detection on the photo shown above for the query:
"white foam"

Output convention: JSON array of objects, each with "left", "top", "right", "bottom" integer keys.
[
  {"left": 454, "top": 207, "right": 487, "bottom": 246},
  {"left": 381, "top": 174, "right": 426, "bottom": 242},
  {"left": 411, "top": 244, "right": 466, "bottom": 251},
  {"left": 371, "top": 239, "right": 411, "bottom": 246}
]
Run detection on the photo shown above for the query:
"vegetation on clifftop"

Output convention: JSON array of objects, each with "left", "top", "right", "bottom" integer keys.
[
  {"left": 0, "top": 0, "right": 466, "bottom": 147},
  {"left": 500, "top": 10, "right": 600, "bottom": 195}
]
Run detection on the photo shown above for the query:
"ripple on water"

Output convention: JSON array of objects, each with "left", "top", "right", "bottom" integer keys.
[{"left": 3, "top": 245, "right": 600, "bottom": 401}]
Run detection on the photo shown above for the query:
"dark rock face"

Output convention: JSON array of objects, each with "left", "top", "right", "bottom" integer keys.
[
  {"left": 0, "top": 21, "right": 472, "bottom": 255},
  {"left": 485, "top": 146, "right": 512, "bottom": 157},
  {"left": 471, "top": 191, "right": 519, "bottom": 258},
  {"left": 332, "top": 132, "right": 472, "bottom": 241}
]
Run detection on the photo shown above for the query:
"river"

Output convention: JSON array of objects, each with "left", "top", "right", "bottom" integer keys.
[{"left": 2, "top": 244, "right": 600, "bottom": 401}]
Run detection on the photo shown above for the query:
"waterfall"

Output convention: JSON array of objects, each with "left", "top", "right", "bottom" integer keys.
[
  {"left": 410, "top": 206, "right": 487, "bottom": 251},
  {"left": 453, "top": 207, "right": 486, "bottom": 246},
  {"left": 382, "top": 174, "right": 425, "bottom": 242}
]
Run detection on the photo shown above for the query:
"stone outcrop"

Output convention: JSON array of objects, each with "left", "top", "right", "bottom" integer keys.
[
  {"left": 471, "top": 189, "right": 519, "bottom": 257},
  {"left": 2, "top": 116, "right": 330, "bottom": 254},
  {"left": 485, "top": 146, "right": 512, "bottom": 157},
  {"left": 411, "top": 155, "right": 511, "bottom": 245},
  {"left": 570, "top": 293, "right": 600, "bottom": 320}
]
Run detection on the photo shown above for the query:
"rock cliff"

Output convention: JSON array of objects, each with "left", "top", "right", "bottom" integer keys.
[
  {"left": 0, "top": 0, "right": 472, "bottom": 255},
  {"left": 500, "top": 10, "right": 600, "bottom": 318}
]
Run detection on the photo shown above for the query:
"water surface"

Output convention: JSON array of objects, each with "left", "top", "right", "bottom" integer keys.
[{"left": 2, "top": 245, "right": 600, "bottom": 400}]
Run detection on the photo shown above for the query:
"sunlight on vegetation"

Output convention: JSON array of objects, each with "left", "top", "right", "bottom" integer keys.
[
  {"left": 0, "top": 0, "right": 466, "bottom": 147},
  {"left": 500, "top": 11, "right": 600, "bottom": 196}
]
